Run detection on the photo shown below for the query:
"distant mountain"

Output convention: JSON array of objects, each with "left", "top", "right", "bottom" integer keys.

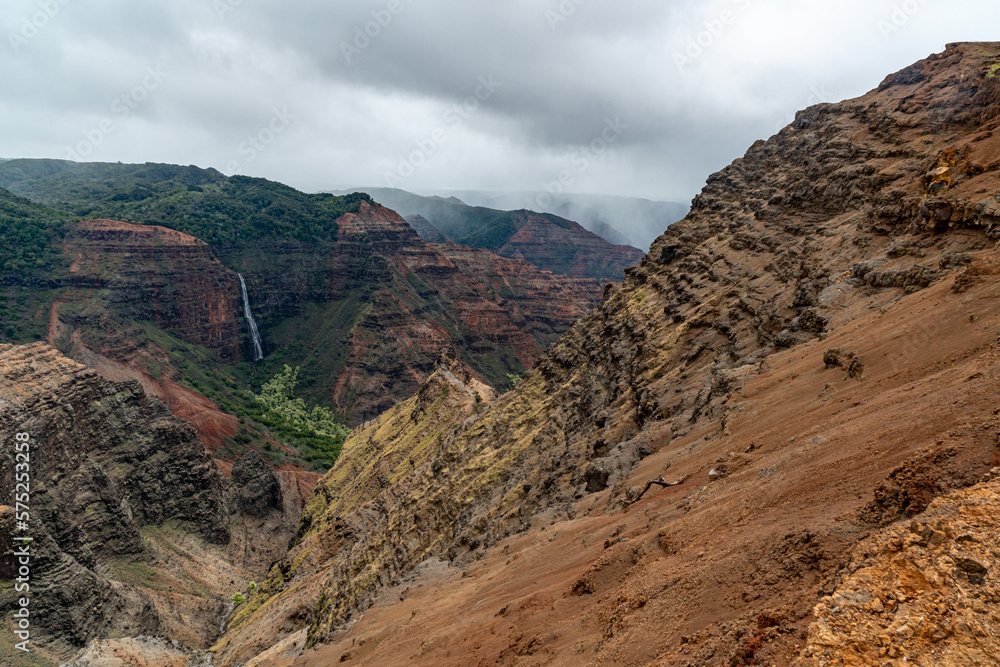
[
  {"left": 329, "top": 187, "right": 645, "bottom": 282},
  {"left": 0, "top": 159, "right": 601, "bottom": 449},
  {"left": 404, "top": 213, "right": 448, "bottom": 243},
  {"left": 423, "top": 189, "right": 690, "bottom": 251}
]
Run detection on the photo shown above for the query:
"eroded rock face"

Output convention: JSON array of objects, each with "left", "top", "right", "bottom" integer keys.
[
  {"left": 229, "top": 452, "right": 282, "bottom": 518},
  {"left": 59, "top": 219, "right": 242, "bottom": 362},
  {"left": 217, "top": 43, "right": 1000, "bottom": 666},
  {"left": 0, "top": 343, "right": 314, "bottom": 663},
  {"left": 797, "top": 476, "right": 1000, "bottom": 666},
  {"left": 0, "top": 343, "right": 231, "bottom": 658}
]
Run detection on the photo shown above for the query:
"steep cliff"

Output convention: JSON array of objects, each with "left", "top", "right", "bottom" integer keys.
[
  {"left": 0, "top": 343, "right": 313, "bottom": 665},
  {"left": 59, "top": 219, "right": 241, "bottom": 360},
  {"left": 216, "top": 42, "right": 1000, "bottom": 665}
]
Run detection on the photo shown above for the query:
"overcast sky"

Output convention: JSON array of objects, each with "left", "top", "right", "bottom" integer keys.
[{"left": 1, "top": 1, "right": 997, "bottom": 204}]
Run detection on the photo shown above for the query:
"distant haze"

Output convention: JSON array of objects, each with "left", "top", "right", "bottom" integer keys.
[
  {"left": 2, "top": 1, "right": 998, "bottom": 207},
  {"left": 413, "top": 189, "right": 688, "bottom": 251}
]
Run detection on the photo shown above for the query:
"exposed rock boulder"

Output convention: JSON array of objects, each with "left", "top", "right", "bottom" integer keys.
[
  {"left": 798, "top": 477, "right": 1000, "bottom": 666},
  {"left": 229, "top": 452, "right": 282, "bottom": 518}
]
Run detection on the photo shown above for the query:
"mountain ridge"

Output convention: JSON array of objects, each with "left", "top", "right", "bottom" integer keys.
[
  {"left": 209, "top": 42, "right": 1000, "bottom": 666},
  {"left": 0, "top": 164, "right": 603, "bottom": 457},
  {"left": 331, "top": 186, "right": 646, "bottom": 282}
]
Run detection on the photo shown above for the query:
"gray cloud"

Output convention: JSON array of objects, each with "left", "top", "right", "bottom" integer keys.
[{"left": 1, "top": 0, "right": 997, "bottom": 211}]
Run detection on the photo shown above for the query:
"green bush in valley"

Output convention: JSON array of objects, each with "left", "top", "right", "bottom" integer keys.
[{"left": 255, "top": 365, "right": 351, "bottom": 468}]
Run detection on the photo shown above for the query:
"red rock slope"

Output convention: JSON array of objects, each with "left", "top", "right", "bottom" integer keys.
[{"left": 212, "top": 42, "right": 1000, "bottom": 666}]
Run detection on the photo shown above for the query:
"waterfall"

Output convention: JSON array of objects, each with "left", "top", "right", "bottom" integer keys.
[{"left": 238, "top": 274, "right": 264, "bottom": 362}]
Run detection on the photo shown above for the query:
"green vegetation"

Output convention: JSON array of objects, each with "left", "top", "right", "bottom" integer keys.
[
  {"left": 0, "top": 288, "right": 60, "bottom": 344},
  {"left": 989, "top": 63, "right": 1000, "bottom": 79},
  {"left": 0, "top": 187, "right": 71, "bottom": 276},
  {"left": 505, "top": 373, "right": 523, "bottom": 391},
  {"left": 250, "top": 365, "right": 351, "bottom": 468},
  {"left": 0, "top": 160, "right": 369, "bottom": 246},
  {"left": 232, "top": 592, "right": 246, "bottom": 605}
]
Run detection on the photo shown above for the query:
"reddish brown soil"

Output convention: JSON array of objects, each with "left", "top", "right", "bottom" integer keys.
[
  {"left": 77, "top": 347, "right": 238, "bottom": 454},
  {"left": 272, "top": 267, "right": 1000, "bottom": 666}
]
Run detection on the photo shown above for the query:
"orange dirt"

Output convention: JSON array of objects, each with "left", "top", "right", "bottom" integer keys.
[{"left": 269, "top": 267, "right": 1000, "bottom": 666}]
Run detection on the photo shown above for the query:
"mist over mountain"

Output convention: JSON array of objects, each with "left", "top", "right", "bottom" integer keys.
[
  {"left": 330, "top": 187, "right": 646, "bottom": 281},
  {"left": 421, "top": 189, "right": 690, "bottom": 251}
]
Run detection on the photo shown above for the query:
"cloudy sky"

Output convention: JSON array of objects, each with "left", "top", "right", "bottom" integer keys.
[{"left": 1, "top": 0, "right": 997, "bottom": 204}]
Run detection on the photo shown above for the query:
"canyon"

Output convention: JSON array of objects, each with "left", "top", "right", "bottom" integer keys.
[
  {"left": 2, "top": 41, "right": 1000, "bottom": 667},
  {"left": 0, "top": 167, "right": 603, "bottom": 470},
  {"left": 213, "top": 42, "right": 1000, "bottom": 666}
]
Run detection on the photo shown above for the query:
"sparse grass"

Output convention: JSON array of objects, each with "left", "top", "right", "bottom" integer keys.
[
  {"left": 111, "top": 558, "right": 158, "bottom": 588},
  {"left": 0, "top": 631, "right": 57, "bottom": 667}
]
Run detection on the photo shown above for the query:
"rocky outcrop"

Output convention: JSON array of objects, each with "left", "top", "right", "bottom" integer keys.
[
  {"left": 797, "top": 476, "right": 1000, "bottom": 666},
  {"left": 0, "top": 343, "right": 230, "bottom": 659},
  {"left": 218, "top": 43, "right": 1000, "bottom": 665},
  {"left": 229, "top": 452, "right": 282, "bottom": 518},
  {"left": 59, "top": 219, "right": 241, "bottom": 361},
  {"left": 0, "top": 344, "right": 311, "bottom": 663}
]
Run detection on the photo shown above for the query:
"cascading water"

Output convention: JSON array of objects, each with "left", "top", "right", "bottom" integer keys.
[{"left": 238, "top": 274, "right": 264, "bottom": 362}]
